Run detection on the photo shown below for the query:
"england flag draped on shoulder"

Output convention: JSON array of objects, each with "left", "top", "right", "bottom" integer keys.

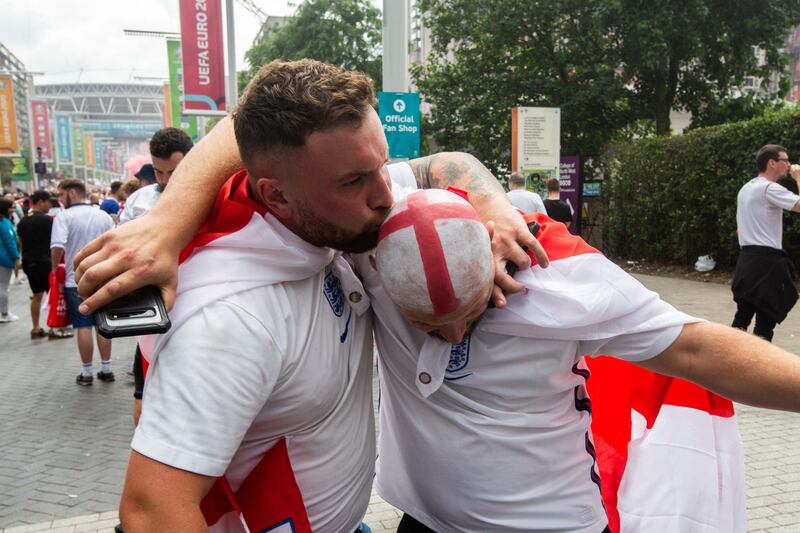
[{"left": 483, "top": 214, "right": 747, "bottom": 533}]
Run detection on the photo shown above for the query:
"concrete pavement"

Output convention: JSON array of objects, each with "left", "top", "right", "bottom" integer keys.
[{"left": 0, "top": 273, "right": 799, "bottom": 532}]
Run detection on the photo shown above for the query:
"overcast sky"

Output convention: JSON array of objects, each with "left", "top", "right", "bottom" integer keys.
[{"left": 0, "top": 1, "right": 304, "bottom": 85}]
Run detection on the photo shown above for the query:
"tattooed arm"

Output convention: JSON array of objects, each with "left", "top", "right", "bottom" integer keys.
[{"left": 409, "top": 153, "right": 548, "bottom": 305}]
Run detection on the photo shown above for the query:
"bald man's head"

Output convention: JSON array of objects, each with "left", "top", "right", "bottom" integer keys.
[{"left": 375, "top": 189, "right": 494, "bottom": 343}]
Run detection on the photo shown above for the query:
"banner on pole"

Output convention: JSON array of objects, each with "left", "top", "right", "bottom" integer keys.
[
  {"left": 167, "top": 38, "right": 199, "bottom": 139},
  {"left": 56, "top": 115, "right": 73, "bottom": 162},
  {"left": 0, "top": 75, "right": 20, "bottom": 156},
  {"left": 85, "top": 133, "right": 95, "bottom": 168},
  {"left": 378, "top": 92, "right": 421, "bottom": 159},
  {"left": 72, "top": 126, "right": 86, "bottom": 166},
  {"left": 31, "top": 100, "right": 53, "bottom": 161},
  {"left": 11, "top": 149, "right": 31, "bottom": 181},
  {"left": 179, "top": 0, "right": 227, "bottom": 115},
  {"left": 163, "top": 82, "right": 172, "bottom": 127},
  {"left": 94, "top": 140, "right": 104, "bottom": 170}
]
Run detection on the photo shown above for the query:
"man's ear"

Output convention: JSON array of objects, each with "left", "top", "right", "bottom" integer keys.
[{"left": 253, "top": 177, "right": 293, "bottom": 218}]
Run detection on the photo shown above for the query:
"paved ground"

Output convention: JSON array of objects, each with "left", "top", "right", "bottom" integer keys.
[{"left": 0, "top": 273, "right": 799, "bottom": 532}]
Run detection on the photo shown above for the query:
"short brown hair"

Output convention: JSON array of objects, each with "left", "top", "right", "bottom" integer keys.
[
  {"left": 232, "top": 59, "right": 376, "bottom": 168},
  {"left": 757, "top": 144, "right": 788, "bottom": 172},
  {"left": 546, "top": 177, "right": 561, "bottom": 193},
  {"left": 58, "top": 178, "right": 86, "bottom": 196}
]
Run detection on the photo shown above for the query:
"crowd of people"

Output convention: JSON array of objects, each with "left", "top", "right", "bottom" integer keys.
[
  {"left": 3, "top": 59, "right": 800, "bottom": 533},
  {"left": 0, "top": 128, "right": 192, "bottom": 391}
]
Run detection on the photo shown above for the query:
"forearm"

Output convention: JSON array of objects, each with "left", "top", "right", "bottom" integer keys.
[
  {"left": 120, "top": 498, "right": 208, "bottom": 533},
  {"left": 408, "top": 152, "right": 509, "bottom": 220},
  {"left": 642, "top": 322, "right": 800, "bottom": 412},
  {"left": 50, "top": 247, "right": 63, "bottom": 273},
  {"left": 148, "top": 116, "right": 243, "bottom": 250}
]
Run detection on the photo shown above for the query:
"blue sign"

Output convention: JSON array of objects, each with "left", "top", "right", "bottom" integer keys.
[
  {"left": 379, "top": 92, "right": 420, "bottom": 159},
  {"left": 56, "top": 115, "right": 72, "bottom": 162}
]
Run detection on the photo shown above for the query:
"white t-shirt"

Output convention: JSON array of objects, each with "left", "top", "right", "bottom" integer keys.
[
  {"left": 358, "top": 164, "right": 694, "bottom": 532},
  {"left": 736, "top": 176, "right": 799, "bottom": 249},
  {"left": 133, "top": 262, "right": 375, "bottom": 532},
  {"left": 119, "top": 183, "right": 161, "bottom": 224},
  {"left": 507, "top": 188, "right": 546, "bottom": 214},
  {"left": 50, "top": 204, "right": 114, "bottom": 288}
]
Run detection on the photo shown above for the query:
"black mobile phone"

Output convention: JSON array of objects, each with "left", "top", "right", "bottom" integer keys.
[
  {"left": 505, "top": 221, "right": 541, "bottom": 278},
  {"left": 94, "top": 285, "right": 171, "bottom": 339}
]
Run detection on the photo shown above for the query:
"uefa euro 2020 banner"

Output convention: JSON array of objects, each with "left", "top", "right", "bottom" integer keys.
[
  {"left": 179, "top": 0, "right": 227, "bottom": 115},
  {"left": 31, "top": 100, "right": 53, "bottom": 161},
  {"left": 0, "top": 75, "right": 21, "bottom": 156}
]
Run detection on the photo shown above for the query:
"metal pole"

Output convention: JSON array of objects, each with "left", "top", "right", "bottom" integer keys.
[
  {"left": 225, "top": 0, "right": 237, "bottom": 111},
  {"left": 383, "top": 0, "right": 410, "bottom": 92},
  {"left": 24, "top": 75, "right": 38, "bottom": 191}
]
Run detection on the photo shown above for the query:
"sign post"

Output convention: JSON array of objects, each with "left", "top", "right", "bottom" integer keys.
[
  {"left": 378, "top": 92, "right": 420, "bottom": 159},
  {"left": 511, "top": 106, "right": 560, "bottom": 196}
]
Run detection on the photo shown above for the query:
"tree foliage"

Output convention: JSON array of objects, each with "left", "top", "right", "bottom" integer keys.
[
  {"left": 606, "top": 0, "right": 800, "bottom": 135},
  {"left": 415, "top": 0, "right": 634, "bottom": 176},
  {"left": 415, "top": 0, "right": 800, "bottom": 175},
  {"left": 242, "top": 0, "right": 382, "bottom": 90}
]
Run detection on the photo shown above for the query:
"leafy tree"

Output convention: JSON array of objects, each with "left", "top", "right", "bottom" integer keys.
[
  {"left": 415, "top": 0, "right": 800, "bottom": 175},
  {"left": 242, "top": 0, "right": 382, "bottom": 90},
  {"left": 415, "top": 0, "right": 635, "bottom": 176},
  {"left": 688, "top": 94, "right": 788, "bottom": 130},
  {"left": 605, "top": 0, "right": 800, "bottom": 135}
]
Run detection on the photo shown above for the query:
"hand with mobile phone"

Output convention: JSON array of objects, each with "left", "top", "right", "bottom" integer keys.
[{"left": 94, "top": 285, "right": 171, "bottom": 339}]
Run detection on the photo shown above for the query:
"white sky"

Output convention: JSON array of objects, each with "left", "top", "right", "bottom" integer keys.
[{"left": 0, "top": 1, "right": 304, "bottom": 85}]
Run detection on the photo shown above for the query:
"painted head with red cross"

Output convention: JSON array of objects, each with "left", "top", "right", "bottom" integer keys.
[{"left": 375, "top": 189, "right": 494, "bottom": 343}]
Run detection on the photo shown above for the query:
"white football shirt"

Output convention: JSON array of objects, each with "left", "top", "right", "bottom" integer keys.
[{"left": 736, "top": 176, "right": 799, "bottom": 248}]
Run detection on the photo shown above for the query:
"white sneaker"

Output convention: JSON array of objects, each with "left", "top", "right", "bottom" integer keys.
[{"left": 0, "top": 313, "right": 19, "bottom": 323}]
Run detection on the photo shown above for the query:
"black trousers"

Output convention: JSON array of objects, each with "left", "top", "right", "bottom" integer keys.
[
  {"left": 397, "top": 513, "right": 611, "bottom": 533},
  {"left": 732, "top": 299, "right": 778, "bottom": 342}
]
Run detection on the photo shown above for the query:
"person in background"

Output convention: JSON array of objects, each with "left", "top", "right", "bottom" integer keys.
[
  {"left": 100, "top": 181, "right": 126, "bottom": 219},
  {"left": 731, "top": 144, "right": 800, "bottom": 342},
  {"left": 16, "top": 190, "right": 57, "bottom": 338},
  {"left": 120, "top": 128, "right": 193, "bottom": 224},
  {"left": 0, "top": 198, "right": 21, "bottom": 322},
  {"left": 51, "top": 179, "right": 115, "bottom": 385},
  {"left": 543, "top": 176, "right": 574, "bottom": 228},
  {"left": 506, "top": 171, "right": 546, "bottom": 213}
]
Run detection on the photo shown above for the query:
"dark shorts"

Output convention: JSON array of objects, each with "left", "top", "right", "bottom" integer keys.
[
  {"left": 22, "top": 261, "right": 50, "bottom": 294},
  {"left": 64, "top": 287, "right": 94, "bottom": 328}
]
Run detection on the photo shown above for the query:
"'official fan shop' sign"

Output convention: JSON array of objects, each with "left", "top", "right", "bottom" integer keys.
[{"left": 179, "top": 0, "right": 227, "bottom": 115}]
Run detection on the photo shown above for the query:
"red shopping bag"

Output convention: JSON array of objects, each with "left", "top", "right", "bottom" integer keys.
[{"left": 47, "top": 265, "right": 71, "bottom": 328}]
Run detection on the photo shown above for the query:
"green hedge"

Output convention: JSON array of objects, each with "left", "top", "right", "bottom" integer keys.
[{"left": 605, "top": 109, "right": 800, "bottom": 268}]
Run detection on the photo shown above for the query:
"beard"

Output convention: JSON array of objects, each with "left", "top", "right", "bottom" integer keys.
[{"left": 293, "top": 200, "right": 390, "bottom": 253}]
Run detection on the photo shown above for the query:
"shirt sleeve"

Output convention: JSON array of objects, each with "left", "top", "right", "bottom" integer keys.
[
  {"left": 765, "top": 181, "right": 800, "bottom": 211},
  {"left": 388, "top": 162, "right": 419, "bottom": 202},
  {"left": 580, "top": 323, "right": 686, "bottom": 363},
  {"left": 50, "top": 213, "right": 68, "bottom": 249},
  {"left": 131, "top": 297, "right": 283, "bottom": 476}
]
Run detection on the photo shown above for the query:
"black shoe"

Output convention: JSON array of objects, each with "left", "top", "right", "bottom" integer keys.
[
  {"left": 76, "top": 374, "right": 93, "bottom": 386},
  {"left": 97, "top": 371, "right": 116, "bottom": 382}
]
